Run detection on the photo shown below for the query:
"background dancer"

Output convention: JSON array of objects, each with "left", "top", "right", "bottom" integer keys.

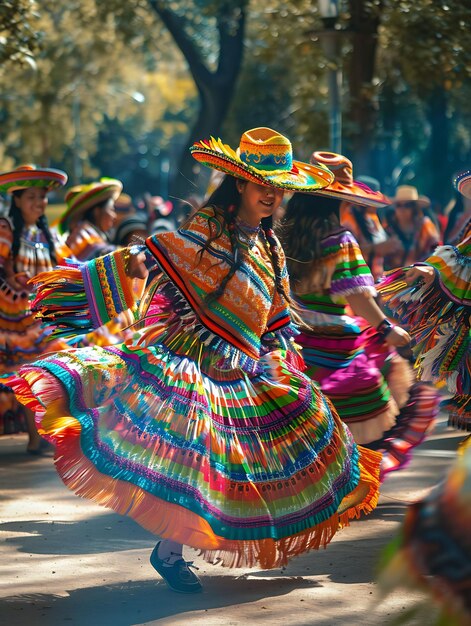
[
  {"left": 0, "top": 164, "right": 68, "bottom": 453},
  {"left": 279, "top": 152, "right": 440, "bottom": 478}
]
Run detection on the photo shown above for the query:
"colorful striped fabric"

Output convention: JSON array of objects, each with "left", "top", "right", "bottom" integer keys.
[
  {"left": 146, "top": 207, "right": 293, "bottom": 359},
  {"left": 426, "top": 239, "right": 471, "bottom": 307},
  {"left": 0, "top": 218, "right": 68, "bottom": 374},
  {"left": 323, "top": 229, "right": 376, "bottom": 300},
  {"left": 10, "top": 206, "right": 381, "bottom": 568},
  {"left": 293, "top": 229, "right": 438, "bottom": 476},
  {"left": 378, "top": 234, "right": 471, "bottom": 430},
  {"left": 66, "top": 221, "right": 116, "bottom": 262}
]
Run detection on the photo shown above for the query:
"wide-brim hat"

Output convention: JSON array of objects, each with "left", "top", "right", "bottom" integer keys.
[
  {"left": 114, "top": 192, "right": 133, "bottom": 212},
  {"left": 309, "top": 152, "right": 389, "bottom": 207},
  {"left": 190, "top": 127, "right": 334, "bottom": 192},
  {"left": 0, "top": 164, "right": 68, "bottom": 194},
  {"left": 454, "top": 169, "right": 471, "bottom": 200},
  {"left": 391, "top": 185, "right": 429, "bottom": 208},
  {"left": 59, "top": 178, "right": 123, "bottom": 234}
]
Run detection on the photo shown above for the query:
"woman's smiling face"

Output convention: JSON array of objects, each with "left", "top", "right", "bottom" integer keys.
[
  {"left": 14, "top": 188, "right": 48, "bottom": 226},
  {"left": 236, "top": 180, "right": 284, "bottom": 226}
]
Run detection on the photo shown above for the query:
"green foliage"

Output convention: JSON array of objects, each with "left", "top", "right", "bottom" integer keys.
[
  {"left": 0, "top": 0, "right": 470, "bottom": 203},
  {"left": 0, "top": 0, "right": 41, "bottom": 67}
]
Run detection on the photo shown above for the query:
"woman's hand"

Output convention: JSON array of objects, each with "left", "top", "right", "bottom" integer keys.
[
  {"left": 385, "top": 325, "right": 411, "bottom": 347},
  {"left": 405, "top": 265, "right": 435, "bottom": 285},
  {"left": 126, "top": 250, "right": 149, "bottom": 280}
]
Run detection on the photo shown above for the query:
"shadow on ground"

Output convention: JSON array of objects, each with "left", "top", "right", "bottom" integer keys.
[
  {"left": 0, "top": 575, "right": 321, "bottom": 626},
  {"left": 1, "top": 513, "right": 153, "bottom": 555}
]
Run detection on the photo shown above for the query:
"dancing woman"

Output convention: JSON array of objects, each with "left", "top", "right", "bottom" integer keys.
[
  {"left": 8, "top": 128, "right": 381, "bottom": 592},
  {"left": 279, "top": 152, "right": 440, "bottom": 477}
]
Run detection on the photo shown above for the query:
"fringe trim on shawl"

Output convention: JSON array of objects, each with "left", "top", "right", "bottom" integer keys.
[
  {"left": 446, "top": 395, "right": 471, "bottom": 431},
  {"left": 30, "top": 252, "right": 138, "bottom": 341},
  {"left": 10, "top": 370, "right": 381, "bottom": 570},
  {"left": 29, "top": 265, "right": 96, "bottom": 340},
  {"left": 378, "top": 268, "right": 470, "bottom": 416}
]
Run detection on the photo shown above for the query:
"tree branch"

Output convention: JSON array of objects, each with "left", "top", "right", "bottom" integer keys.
[{"left": 147, "top": 0, "right": 212, "bottom": 90}]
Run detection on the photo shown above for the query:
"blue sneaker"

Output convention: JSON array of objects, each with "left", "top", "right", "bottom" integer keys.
[{"left": 150, "top": 542, "right": 202, "bottom": 593}]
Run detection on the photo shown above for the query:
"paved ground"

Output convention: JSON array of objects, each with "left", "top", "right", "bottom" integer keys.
[{"left": 0, "top": 414, "right": 464, "bottom": 626}]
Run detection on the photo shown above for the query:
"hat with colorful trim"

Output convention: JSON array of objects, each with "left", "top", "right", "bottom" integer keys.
[
  {"left": 59, "top": 178, "right": 123, "bottom": 234},
  {"left": 309, "top": 152, "right": 389, "bottom": 207},
  {"left": 454, "top": 169, "right": 471, "bottom": 199},
  {"left": 190, "top": 127, "right": 334, "bottom": 192},
  {"left": 0, "top": 164, "right": 68, "bottom": 193}
]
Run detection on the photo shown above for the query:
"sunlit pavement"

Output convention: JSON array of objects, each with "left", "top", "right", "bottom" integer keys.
[{"left": 0, "top": 414, "right": 464, "bottom": 626}]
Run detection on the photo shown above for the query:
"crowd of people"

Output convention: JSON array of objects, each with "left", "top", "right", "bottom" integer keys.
[{"left": 0, "top": 128, "right": 469, "bottom": 621}]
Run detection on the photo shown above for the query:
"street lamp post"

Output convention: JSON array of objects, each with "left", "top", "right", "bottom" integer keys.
[{"left": 318, "top": 0, "right": 342, "bottom": 154}]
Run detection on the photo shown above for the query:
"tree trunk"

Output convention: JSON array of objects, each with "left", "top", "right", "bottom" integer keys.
[
  {"left": 148, "top": 1, "right": 246, "bottom": 211},
  {"left": 425, "top": 87, "right": 449, "bottom": 206},
  {"left": 345, "top": 0, "right": 382, "bottom": 174}
]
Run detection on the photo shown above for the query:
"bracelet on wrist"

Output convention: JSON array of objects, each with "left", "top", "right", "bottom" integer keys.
[{"left": 376, "top": 318, "right": 395, "bottom": 337}]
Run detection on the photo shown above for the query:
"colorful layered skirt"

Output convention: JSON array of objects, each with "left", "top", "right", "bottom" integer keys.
[
  {"left": 10, "top": 311, "right": 381, "bottom": 568},
  {"left": 296, "top": 311, "right": 439, "bottom": 478}
]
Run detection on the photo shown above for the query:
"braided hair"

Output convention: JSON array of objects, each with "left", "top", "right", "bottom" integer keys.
[
  {"left": 197, "top": 175, "right": 289, "bottom": 305},
  {"left": 198, "top": 176, "right": 244, "bottom": 304},
  {"left": 260, "top": 215, "right": 291, "bottom": 302},
  {"left": 9, "top": 190, "right": 57, "bottom": 271}
]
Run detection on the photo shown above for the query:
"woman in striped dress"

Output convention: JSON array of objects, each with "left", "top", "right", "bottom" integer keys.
[
  {"left": 0, "top": 165, "right": 69, "bottom": 451},
  {"left": 279, "top": 152, "right": 440, "bottom": 478},
  {"left": 8, "top": 128, "right": 381, "bottom": 593}
]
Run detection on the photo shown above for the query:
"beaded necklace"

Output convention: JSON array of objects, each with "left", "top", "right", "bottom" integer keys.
[{"left": 235, "top": 215, "right": 261, "bottom": 248}]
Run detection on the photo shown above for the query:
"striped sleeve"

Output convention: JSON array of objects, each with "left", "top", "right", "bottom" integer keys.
[{"left": 325, "top": 230, "right": 376, "bottom": 301}]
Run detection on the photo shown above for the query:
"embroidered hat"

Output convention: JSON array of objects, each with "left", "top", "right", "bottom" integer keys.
[
  {"left": 0, "top": 164, "right": 68, "bottom": 193},
  {"left": 309, "top": 152, "right": 389, "bottom": 207},
  {"left": 58, "top": 178, "right": 123, "bottom": 234},
  {"left": 454, "top": 169, "right": 471, "bottom": 199},
  {"left": 391, "top": 185, "right": 429, "bottom": 208},
  {"left": 190, "top": 127, "right": 334, "bottom": 192}
]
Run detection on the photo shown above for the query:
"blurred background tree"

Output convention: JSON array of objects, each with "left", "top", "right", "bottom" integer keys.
[{"left": 0, "top": 0, "right": 470, "bottom": 212}]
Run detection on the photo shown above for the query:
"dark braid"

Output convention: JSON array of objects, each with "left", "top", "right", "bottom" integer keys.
[
  {"left": 261, "top": 215, "right": 290, "bottom": 303},
  {"left": 205, "top": 203, "right": 244, "bottom": 304},
  {"left": 37, "top": 214, "right": 57, "bottom": 265},
  {"left": 9, "top": 194, "right": 24, "bottom": 270}
]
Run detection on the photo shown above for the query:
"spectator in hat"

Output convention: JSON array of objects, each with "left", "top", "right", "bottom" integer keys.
[{"left": 383, "top": 185, "right": 440, "bottom": 270}]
